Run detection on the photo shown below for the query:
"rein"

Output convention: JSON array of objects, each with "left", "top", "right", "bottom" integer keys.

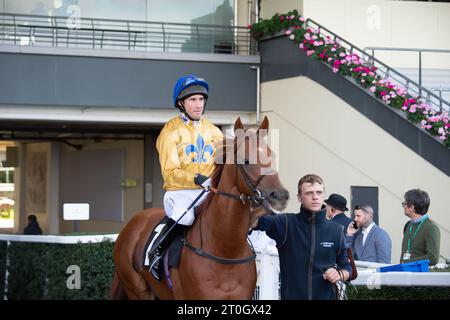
[
  {"left": 210, "top": 164, "right": 273, "bottom": 214},
  {"left": 182, "top": 163, "right": 271, "bottom": 265}
]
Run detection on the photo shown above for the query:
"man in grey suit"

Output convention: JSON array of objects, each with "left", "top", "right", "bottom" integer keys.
[{"left": 347, "top": 205, "right": 392, "bottom": 263}]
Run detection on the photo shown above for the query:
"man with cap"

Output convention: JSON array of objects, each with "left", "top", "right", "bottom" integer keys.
[
  {"left": 148, "top": 75, "right": 223, "bottom": 280},
  {"left": 324, "top": 193, "right": 358, "bottom": 284},
  {"left": 325, "top": 193, "right": 352, "bottom": 233}
]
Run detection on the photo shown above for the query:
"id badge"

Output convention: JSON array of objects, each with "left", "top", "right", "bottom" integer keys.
[{"left": 403, "top": 252, "right": 411, "bottom": 260}]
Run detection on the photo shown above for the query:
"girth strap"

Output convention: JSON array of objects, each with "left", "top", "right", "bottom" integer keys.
[{"left": 181, "top": 237, "right": 256, "bottom": 265}]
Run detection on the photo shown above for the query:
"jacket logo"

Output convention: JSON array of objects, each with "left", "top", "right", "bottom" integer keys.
[
  {"left": 185, "top": 134, "right": 214, "bottom": 163},
  {"left": 320, "top": 242, "right": 334, "bottom": 248}
]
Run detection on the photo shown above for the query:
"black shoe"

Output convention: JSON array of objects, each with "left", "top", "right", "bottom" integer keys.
[{"left": 149, "top": 219, "right": 188, "bottom": 281}]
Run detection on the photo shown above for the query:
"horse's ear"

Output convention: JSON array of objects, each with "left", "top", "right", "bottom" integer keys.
[
  {"left": 234, "top": 117, "right": 244, "bottom": 132},
  {"left": 257, "top": 116, "right": 269, "bottom": 135}
]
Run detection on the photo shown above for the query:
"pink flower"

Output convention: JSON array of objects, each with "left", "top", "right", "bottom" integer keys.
[
  {"left": 370, "top": 86, "right": 376, "bottom": 93},
  {"left": 289, "top": 15, "right": 295, "bottom": 20},
  {"left": 299, "top": 43, "right": 304, "bottom": 49},
  {"left": 300, "top": 16, "right": 305, "bottom": 22},
  {"left": 319, "top": 53, "right": 325, "bottom": 59},
  {"left": 402, "top": 106, "right": 408, "bottom": 111},
  {"left": 306, "top": 50, "right": 315, "bottom": 56},
  {"left": 380, "top": 91, "right": 387, "bottom": 96},
  {"left": 332, "top": 67, "right": 339, "bottom": 73},
  {"left": 331, "top": 47, "right": 336, "bottom": 52},
  {"left": 289, "top": 34, "right": 295, "bottom": 40},
  {"left": 285, "top": 29, "right": 292, "bottom": 35}
]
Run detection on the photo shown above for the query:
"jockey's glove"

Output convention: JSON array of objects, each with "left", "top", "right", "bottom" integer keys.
[{"left": 194, "top": 174, "right": 211, "bottom": 191}]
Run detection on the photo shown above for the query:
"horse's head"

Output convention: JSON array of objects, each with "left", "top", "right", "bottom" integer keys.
[{"left": 230, "top": 116, "right": 289, "bottom": 221}]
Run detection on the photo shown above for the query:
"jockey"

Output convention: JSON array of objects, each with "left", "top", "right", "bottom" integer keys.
[{"left": 149, "top": 75, "right": 223, "bottom": 280}]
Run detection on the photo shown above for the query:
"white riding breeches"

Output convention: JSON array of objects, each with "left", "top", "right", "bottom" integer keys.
[{"left": 163, "top": 189, "right": 208, "bottom": 226}]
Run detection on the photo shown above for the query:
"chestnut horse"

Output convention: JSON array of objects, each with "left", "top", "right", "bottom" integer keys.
[{"left": 110, "top": 116, "right": 289, "bottom": 299}]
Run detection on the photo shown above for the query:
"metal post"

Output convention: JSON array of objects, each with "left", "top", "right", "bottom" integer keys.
[
  {"left": 127, "top": 21, "right": 130, "bottom": 50},
  {"left": 419, "top": 50, "right": 422, "bottom": 97},
  {"left": 250, "top": 65, "right": 260, "bottom": 124},
  {"left": 13, "top": 15, "right": 16, "bottom": 45},
  {"left": 74, "top": 221, "right": 80, "bottom": 233},
  {"left": 196, "top": 25, "right": 199, "bottom": 52},
  {"left": 91, "top": 19, "right": 95, "bottom": 48},
  {"left": 162, "top": 23, "right": 166, "bottom": 52}
]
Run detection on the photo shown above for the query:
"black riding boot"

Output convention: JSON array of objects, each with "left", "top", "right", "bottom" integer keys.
[{"left": 149, "top": 219, "right": 188, "bottom": 280}]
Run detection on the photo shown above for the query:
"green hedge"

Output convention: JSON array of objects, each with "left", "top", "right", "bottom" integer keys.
[
  {"left": 0, "top": 241, "right": 6, "bottom": 296},
  {"left": 0, "top": 240, "right": 114, "bottom": 300},
  {"left": 1, "top": 239, "right": 449, "bottom": 299}
]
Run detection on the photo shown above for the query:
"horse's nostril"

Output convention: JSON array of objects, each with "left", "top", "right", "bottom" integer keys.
[
  {"left": 269, "top": 191, "right": 280, "bottom": 200},
  {"left": 269, "top": 189, "right": 289, "bottom": 202}
]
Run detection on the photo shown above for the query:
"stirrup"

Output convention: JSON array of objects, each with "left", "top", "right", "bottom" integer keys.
[{"left": 149, "top": 250, "right": 163, "bottom": 280}]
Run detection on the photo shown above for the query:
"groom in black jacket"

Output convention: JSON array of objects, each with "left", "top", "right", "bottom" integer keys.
[{"left": 252, "top": 174, "right": 351, "bottom": 300}]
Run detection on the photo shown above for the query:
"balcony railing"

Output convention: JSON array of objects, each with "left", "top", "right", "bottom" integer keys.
[
  {"left": 0, "top": 13, "right": 256, "bottom": 55},
  {"left": 305, "top": 19, "right": 450, "bottom": 115}
]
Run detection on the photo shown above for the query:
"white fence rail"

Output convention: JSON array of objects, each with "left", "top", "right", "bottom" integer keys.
[{"left": 1, "top": 234, "right": 449, "bottom": 300}]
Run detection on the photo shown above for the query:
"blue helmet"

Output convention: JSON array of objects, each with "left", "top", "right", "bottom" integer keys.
[{"left": 172, "top": 75, "right": 209, "bottom": 107}]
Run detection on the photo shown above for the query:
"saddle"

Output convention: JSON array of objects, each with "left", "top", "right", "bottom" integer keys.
[{"left": 142, "top": 217, "right": 186, "bottom": 282}]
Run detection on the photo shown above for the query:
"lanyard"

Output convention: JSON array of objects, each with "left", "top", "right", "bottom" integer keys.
[{"left": 406, "top": 217, "right": 427, "bottom": 252}]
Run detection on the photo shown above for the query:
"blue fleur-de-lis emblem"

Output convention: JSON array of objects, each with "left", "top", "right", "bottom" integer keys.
[{"left": 185, "top": 134, "right": 214, "bottom": 163}]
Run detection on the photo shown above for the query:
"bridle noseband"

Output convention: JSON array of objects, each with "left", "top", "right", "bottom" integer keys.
[{"left": 210, "top": 163, "right": 274, "bottom": 214}]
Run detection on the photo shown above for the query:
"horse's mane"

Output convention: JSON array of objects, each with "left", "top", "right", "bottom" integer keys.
[
  {"left": 196, "top": 137, "right": 235, "bottom": 213},
  {"left": 196, "top": 125, "right": 261, "bottom": 214}
]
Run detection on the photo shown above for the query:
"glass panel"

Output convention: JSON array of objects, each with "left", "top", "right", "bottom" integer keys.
[
  {"left": 0, "top": 145, "right": 15, "bottom": 229},
  {"left": 147, "top": 0, "right": 234, "bottom": 25},
  {"left": 78, "top": 0, "right": 146, "bottom": 21},
  {"left": 4, "top": 0, "right": 46, "bottom": 15},
  {"left": 3, "top": 0, "right": 236, "bottom": 24}
]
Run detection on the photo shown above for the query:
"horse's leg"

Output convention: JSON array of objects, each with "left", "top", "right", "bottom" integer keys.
[
  {"left": 112, "top": 219, "right": 155, "bottom": 299},
  {"left": 112, "top": 208, "right": 174, "bottom": 300},
  {"left": 115, "top": 261, "right": 155, "bottom": 299},
  {"left": 109, "top": 272, "right": 128, "bottom": 300}
]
